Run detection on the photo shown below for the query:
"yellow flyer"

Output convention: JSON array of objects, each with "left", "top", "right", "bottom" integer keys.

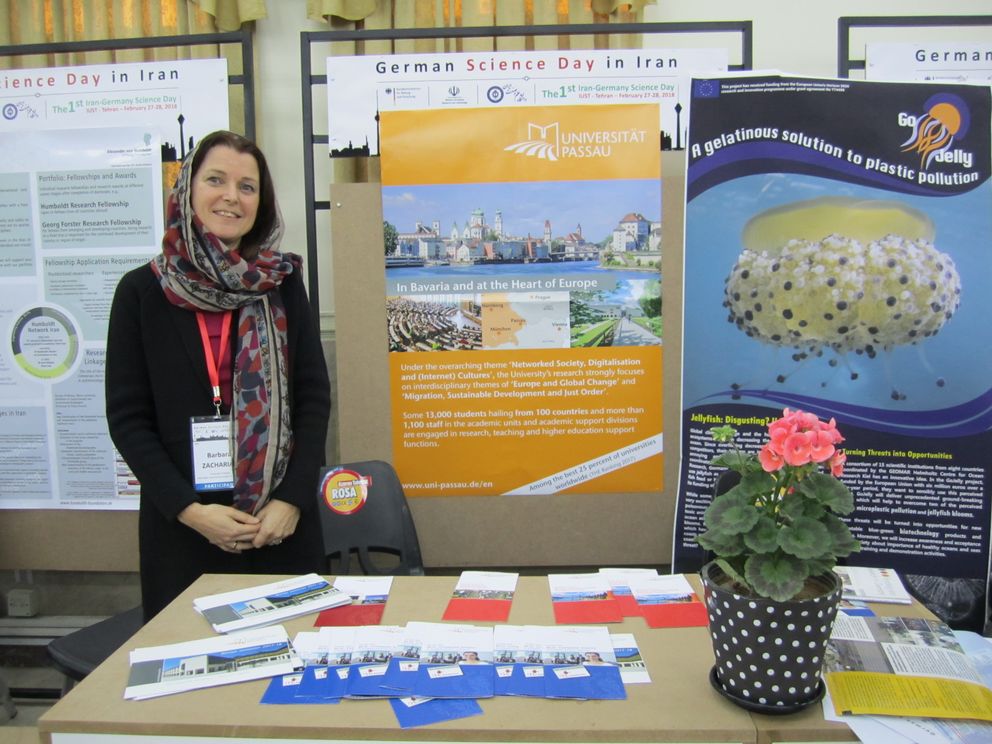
[
  {"left": 825, "top": 615, "right": 992, "bottom": 722},
  {"left": 380, "top": 104, "right": 662, "bottom": 496}
]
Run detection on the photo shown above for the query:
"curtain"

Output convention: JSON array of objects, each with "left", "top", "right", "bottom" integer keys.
[
  {"left": 308, "top": 1, "right": 657, "bottom": 25},
  {"left": 192, "top": 0, "right": 268, "bottom": 31},
  {"left": 0, "top": 1, "right": 252, "bottom": 129}
]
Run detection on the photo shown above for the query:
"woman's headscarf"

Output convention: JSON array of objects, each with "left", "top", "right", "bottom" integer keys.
[{"left": 150, "top": 134, "right": 297, "bottom": 515}]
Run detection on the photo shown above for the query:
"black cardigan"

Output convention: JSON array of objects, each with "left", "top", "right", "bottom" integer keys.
[{"left": 106, "top": 263, "right": 331, "bottom": 620}]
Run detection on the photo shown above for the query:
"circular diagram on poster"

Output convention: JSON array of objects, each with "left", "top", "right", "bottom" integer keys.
[
  {"left": 10, "top": 305, "right": 80, "bottom": 379},
  {"left": 319, "top": 468, "right": 370, "bottom": 515}
]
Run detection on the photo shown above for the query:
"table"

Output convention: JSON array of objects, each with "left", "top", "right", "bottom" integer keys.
[{"left": 37, "top": 574, "right": 932, "bottom": 744}]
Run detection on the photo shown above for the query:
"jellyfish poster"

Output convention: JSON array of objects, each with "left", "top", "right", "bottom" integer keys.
[{"left": 673, "top": 75, "right": 992, "bottom": 629}]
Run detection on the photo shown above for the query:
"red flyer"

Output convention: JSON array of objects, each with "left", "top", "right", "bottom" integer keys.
[{"left": 442, "top": 571, "right": 517, "bottom": 622}]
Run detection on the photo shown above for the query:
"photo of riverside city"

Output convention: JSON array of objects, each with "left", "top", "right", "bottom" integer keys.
[{"left": 383, "top": 179, "right": 663, "bottom": 352}]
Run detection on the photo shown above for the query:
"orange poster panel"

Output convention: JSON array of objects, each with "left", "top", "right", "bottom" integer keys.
[
  {"left": 380, "top": 103, "right": 661, "bottom": 185},
  {"left": 382, "top": 102, "right": 663, "bottom": 498},
  {"left": 392, "top": 346, "right": 662, "bottom": 496}
]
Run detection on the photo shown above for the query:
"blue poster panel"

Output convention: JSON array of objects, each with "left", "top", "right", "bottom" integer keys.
[{"left": 673, "top": 74, "right": 992, "bottom": 628}]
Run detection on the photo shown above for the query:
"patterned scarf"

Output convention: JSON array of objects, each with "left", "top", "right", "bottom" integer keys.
[{"left": 150, "top": 140, "right": 298, "bottom": 515}]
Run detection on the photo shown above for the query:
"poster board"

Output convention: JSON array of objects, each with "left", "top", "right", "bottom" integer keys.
[
  {"left": 0, "top": 40, "right": 248, "bottom": 571},
  {"left": 330, "top": 149, "right": 685, "bottom": 567}
]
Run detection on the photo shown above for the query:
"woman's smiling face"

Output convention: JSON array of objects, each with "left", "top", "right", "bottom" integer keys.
[{"left": 191, "top": 144, "right": 260, "bottom": 251}]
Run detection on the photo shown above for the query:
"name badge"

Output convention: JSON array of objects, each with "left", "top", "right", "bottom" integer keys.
[{"left": 190, "top": 416, "right": 234, "bottom": 491}]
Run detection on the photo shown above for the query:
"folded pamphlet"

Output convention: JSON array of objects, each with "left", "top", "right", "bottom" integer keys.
[
  {"left": 194, "top": 573, "right": 351, "bottom": 633},
  {"left": 126, "top": 625, "right": 298, "bottom": 700}
]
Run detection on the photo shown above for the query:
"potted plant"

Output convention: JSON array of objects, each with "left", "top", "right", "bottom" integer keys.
[{"left": 696, "top": 408, "right": 860, "bottom": 713}]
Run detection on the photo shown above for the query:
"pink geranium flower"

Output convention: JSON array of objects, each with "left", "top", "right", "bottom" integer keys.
[
  {"left": 758, "top": 443, "right": 785, "bottom": 472},
  {"left": 781, "top": 432, "right": 813, "bottom": 467},
  {"left": 829, "top": 450, "right": 847, "bottom": 477},
  {"left": 807, "top": 429, "right": 836, "bottom": 463}
]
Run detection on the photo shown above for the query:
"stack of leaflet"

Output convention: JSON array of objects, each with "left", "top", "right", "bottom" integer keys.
[
  {"left": 125, "top": 625, "right": 299, "bottom": 700},
  {"left": 493, "top": 624, "right": 627, "bottom": 699},
  {"left": 260, "top": 622, "right": 628, "bottom": 706},
  {"left": 261, "top": 629, "right": 355, "bottom": 704},
  {"left": 193, "top": 574, "right": 352, "bottom": 633},
  {"left": 833, "top": 566, "right": 913, "bottom": 605},
  {"left": 549, "top": 570, "right": 708, "bottom": 628},
  {"left": 316, "top": 576, "right": 393, "bottom": 626}
]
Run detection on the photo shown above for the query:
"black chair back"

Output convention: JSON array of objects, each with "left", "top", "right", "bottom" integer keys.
[
  {"left": 317, "top": 459, "right": 425, "bottom": 576},
  {"left": 47, "top": 606, "right": 144, "bottom": 693}
]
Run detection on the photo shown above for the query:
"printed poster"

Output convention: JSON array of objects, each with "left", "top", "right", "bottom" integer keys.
[
  {"left": 867, "top": 42, "right": 992, "bottom": 84},
  {"left": 672, "top": 75, "right": 992, "bottom": 614},
  {"left": 0, "top": 127, "right": 163, "bottom": 508},
  {"left": 380, "top": 103, "right": 662, "bottom": 496},
  {"left": 326, "top": 48, "right": 728, "bottom": 156},
  {"left": 0, "top": 59, "right": 229, "bottom": 509},
  {"left": 0, "top": 58, "right": 229, "bottom": 155}
]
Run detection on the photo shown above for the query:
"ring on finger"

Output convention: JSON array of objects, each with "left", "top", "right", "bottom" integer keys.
[{"left": 272, "top": 539, "right": 282, "bottom": 546}]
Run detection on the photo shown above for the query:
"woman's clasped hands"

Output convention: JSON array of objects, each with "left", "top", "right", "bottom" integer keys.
[{"left": 178, "top": 500, "right": 298, "bottom": 552}]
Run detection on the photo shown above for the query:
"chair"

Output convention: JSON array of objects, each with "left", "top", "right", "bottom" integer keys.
[
  {"left": 46, "top": 606, "right": 144, "bottom": 694},
  {"left": 713, "top": 468, "right": 741, "bottom": 498},
  {"left": 317, "top": 459, "right": 425, "bottom": 576},
  {"left": 691, "top": 469, "right": 743, "bottom": 572}
]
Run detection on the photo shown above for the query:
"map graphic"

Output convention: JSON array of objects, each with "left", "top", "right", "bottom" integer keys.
[{"left": 482, "top": 292, "right": 570, "bottom": 349}]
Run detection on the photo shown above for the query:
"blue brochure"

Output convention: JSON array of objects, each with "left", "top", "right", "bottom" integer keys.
[
  {"left": 295, "top": 664, "right": 351, "bottom": 701},
  {"left": 260, "top": 672, "right": 339, "bottom": 705},
  {"left": 389, "top": 697, "right": 484, "bottom": 728},
  {"left": 346, "top": 625, "right": 407, "bottom": 698},
  {"left": 381, "top": 621, "right": 496, "bottom": 699},
  {"left": 542, "top": 663, "right": 626, "bottom": 700},
  {"left": 383, "top": 658, "right": 495, "bottom": 699},
  {"left": 494, "top": 663, "right": 548, "bottom": 697},
  {"left": 379, "top": 654, "right": 420, "bottom": 695},
  {"left": 346, "top": 661, "right": 400, "bottom": 698}
]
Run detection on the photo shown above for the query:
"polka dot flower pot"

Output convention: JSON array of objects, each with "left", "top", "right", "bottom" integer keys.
[{"left": 701, "top": 561, "right": 842, "bottom": 714}]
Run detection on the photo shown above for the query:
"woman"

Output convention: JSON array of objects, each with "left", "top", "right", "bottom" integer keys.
[{"left": 106, "top": 131, "right": 331, "bottom": 622}]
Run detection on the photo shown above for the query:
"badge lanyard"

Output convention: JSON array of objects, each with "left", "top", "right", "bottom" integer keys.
[
  {"left": 195, "top": 310, "right": 233, "bottom": 415},
  {"left": 190, "top": 311, "right": 235, "bottom": 492}
]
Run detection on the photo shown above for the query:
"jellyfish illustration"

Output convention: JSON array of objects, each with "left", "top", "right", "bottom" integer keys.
[
  {"left": 723, "top": 197, "right": 961, "bottom": 400},
  {"left": 901, "top": 95, "right": 966, "bottom": 169}
]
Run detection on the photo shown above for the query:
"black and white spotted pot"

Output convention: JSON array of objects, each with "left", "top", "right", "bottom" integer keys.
[{"left": 701, "top": 562, "right": 842, "bottom": 713}]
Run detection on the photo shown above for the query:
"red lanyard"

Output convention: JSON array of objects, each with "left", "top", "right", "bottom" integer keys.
[{"left": 195, "top": 311, "right": 233, "bottom": 415}]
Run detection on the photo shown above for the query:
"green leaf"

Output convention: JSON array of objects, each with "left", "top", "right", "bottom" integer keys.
[
  {"left": 822, "top": 513, "right": 861, "bottom": 557},
  {"left": 703, "top": 492, "right": 760, "bottom": 535},
  {"left": 738, "top": 468, "right": 776, "bottom": 496},
  {"left": 799, "top": 472, "right": 855, "bottom": 515},
  {"left": 743, "top": 514, "right": 779, "bottom": 554},
  {"left": 715, "top": 557, "right": 749, "bottom": 589},
  {"left": 778, "top": 494, "right": 809, "bottom": 520},
  {"left": 778, "top": 516, "right": 832, "bottom": 559},
  {"left": 696, "top": 528, "right": 746, "bottom": 556},
  {"left": 710, "top": 450, "right": 751, "bottom": 473},
  {"left": 779, "top": 494, "right": 825, "bottom": 522},
  {"left": 710, "top": 425, "right": 738, "bottom": 443},
  {"left": 745, "top": 552, "right": 808, "bottom": 601},
  {"left": 804, "top": 556, "right": 836, "bottom": 577}
]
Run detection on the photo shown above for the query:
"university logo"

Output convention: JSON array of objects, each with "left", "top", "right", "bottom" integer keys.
[{"left": 504, "top": 122, "right": 560, "bottom": 161}]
